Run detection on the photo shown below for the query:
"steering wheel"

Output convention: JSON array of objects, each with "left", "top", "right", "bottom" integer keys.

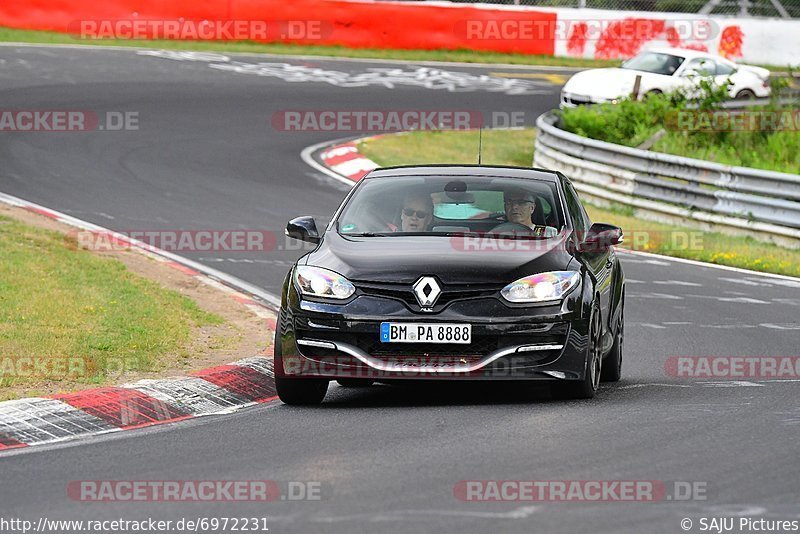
[{"left": 488, "top": 222, "right": 534, "bottom": 235}]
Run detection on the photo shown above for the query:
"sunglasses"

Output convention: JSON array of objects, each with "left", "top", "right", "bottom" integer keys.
[
  {"left": 504, "top": 199, "right": 534, "bottom": 207},
  {"left": 402, "top": 208, "right": 430, "bottom": 218}
]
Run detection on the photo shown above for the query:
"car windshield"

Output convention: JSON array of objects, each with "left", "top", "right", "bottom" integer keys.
[
  {"left": 621, "top": 52, "right": 685, "bottom": 76},
  {"left": 336, "top": 174, "right": 565, "bottom": 239}
]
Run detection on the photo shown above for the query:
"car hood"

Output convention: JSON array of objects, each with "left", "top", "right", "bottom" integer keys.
[
  {"left": 302, "top": 231, "right": 575, "bottom": 285},
  {"left": 563, "top": 68, "right": 644, "bottom": 99}
]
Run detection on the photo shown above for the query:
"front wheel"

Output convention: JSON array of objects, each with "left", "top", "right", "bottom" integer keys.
[
  {"left": 551, "top": 306, "right": 602, "bottom": 400},
  {"left": 274, "top": 318, "right": 328, "bottom": 405},
  {"left": 601, "top": 300, "right": 623, "bottom": 383},
  {"left": 276, "top": 376, "right": 329, "bottom": 405}
]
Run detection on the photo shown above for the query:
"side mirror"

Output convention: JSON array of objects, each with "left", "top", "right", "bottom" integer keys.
[
  {"left": 681, "top": 68, "right": 699, "bottom": 78},
  {"left": 285, "top": 216, "right": 320, "bottom": 244},
  {"left": 580, "top": 223, "right": 623, "bottom": 252}
]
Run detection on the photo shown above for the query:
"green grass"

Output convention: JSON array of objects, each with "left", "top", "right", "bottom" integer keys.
[
  {"left": 358, "top": 128, "right": 800, "bottom": 278},
  {"left": 582, "top": 203, "right": 800, "bottom": 276},
  {"left": 0, "top": 26, "right": 617, "bottom": 68},
  {"left": 558, "top": 91, "right": 800, "bottom": 174},
  {"left": 359, "top": 129, "right": 537, "bottom": 168},
  {"left": 0, "top": 215, "right": 222, "bottom": 398},
  {"left": 651, "top": 128, "right": 800, "bottom": 174}
]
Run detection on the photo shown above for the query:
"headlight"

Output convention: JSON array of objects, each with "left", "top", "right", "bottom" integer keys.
[
  {"left": 294, "top": 266, "right": 355, "bottom": 300},
  {"left": 501, "top": 271, "right": 580, "bottom": 303}
]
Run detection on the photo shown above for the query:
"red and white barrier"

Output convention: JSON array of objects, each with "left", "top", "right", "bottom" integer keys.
[
  {"left": 320, "top": 141, "right": 379, "bottom": 182},
  {"left": 545, "top": 7, "right": 800, "bottom": 67},
  {"left": 2, "top": 0, "right": 796, "bottom": 66},
  {"left": 0, "top": 0, "right": 556, "bottom": 56}
]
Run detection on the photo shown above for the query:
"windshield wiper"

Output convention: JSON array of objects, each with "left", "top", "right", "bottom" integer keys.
[{"left": 342, "top": 232, "right": 391, "bottom": 237}]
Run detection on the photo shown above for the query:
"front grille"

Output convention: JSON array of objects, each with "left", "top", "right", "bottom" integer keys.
[
  {"left": 355, "top": 281, "right": 503, "bottom": 311},
  {"left": 371, "top": 354, "right": 485, "bottom": 367},
  {"left": 364, "top": 338, "right": 499, "bottom": 356},
  {"left": 563, "top": 93, "right": 593, "bottom": 106}
]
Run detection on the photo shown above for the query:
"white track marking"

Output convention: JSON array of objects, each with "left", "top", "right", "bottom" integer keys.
[
  {"left": 300, "top": 138, "right": 366, "bottom": 187},
  {"left": 310, "top": 506, "right": 540, "bottom": 523},
  {"left": 618, "top": 249, "right": 800, "bottom": 283},
  {"left": 698, "top": 381, "right": 765, "bottom": 387},
  {"left": 0, "top": 41, "right": 583, "bottom": 71}
]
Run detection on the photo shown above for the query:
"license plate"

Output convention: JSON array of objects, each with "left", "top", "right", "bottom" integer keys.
[{"left": 380, "top": 323, "right": 471, "bottom": 344}]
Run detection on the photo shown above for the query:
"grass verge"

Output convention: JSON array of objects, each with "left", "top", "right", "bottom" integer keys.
[
  {"left": 0, "top": 26, "right": 616, "bottom": 68},
  {"left": 357, "top": 128, "right": 800, "bottom": 278},
  {"left": 558, "top": 82, "right": 800, "bottom": 174},
  {"left": 0, "top": 214, "right": 223, "bottom": 399}
]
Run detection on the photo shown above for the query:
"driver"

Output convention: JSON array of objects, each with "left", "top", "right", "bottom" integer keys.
[
  {"left": 498, "top": 189, "right": 557, "bottom": 237},
  {"left": 399, "top": 193, "right": 434, "bottom": 232}
]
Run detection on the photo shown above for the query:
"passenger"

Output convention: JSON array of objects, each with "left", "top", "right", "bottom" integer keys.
[{"left": 400, "top": 193, "right": 434, "bottom": 232}]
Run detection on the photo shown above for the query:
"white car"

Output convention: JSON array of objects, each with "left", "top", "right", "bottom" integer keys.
[{"left": 560, "top": 47, "right": 770, "bottom": 108}]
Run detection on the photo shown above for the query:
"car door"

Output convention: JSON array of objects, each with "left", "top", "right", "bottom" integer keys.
[
  {"left": 562, "top": 178, "right": 614, "bottom": 334},
  {"left": 714, "top": 59, "right": 739, "bottom": 96},
  {"left": 678, "top": 57, "right": 718, "bottom": 95}
]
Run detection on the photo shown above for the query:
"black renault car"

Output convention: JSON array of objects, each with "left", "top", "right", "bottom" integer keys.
[{"left": 275, "top": 165, "right": 625, "bottom": 404}]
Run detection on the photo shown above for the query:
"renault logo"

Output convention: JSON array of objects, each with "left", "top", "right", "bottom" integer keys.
[{"left": 413, "top": 276, "right": 441, "bottom": 309}]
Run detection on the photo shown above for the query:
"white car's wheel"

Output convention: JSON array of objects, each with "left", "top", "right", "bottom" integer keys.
[{"left": 735, "top": 88, "right": 756, "bottom": 100}]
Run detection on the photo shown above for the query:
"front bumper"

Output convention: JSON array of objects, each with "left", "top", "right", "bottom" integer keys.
[
  {"left": 560, "top": 91, "right": 619, "bottom": 109},
  {"left": 276, "top": 289, "right": 591, "bottom": 381}
]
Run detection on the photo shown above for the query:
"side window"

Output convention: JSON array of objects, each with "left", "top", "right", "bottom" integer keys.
[
  {"left": 684, "top": 58, "right": 715, "bottom": 76},
  {"left": 716, "top": 61, "right": 736, "bottom": 76},
  {"left": 563, "top": 180, "right": 590, "bottom": 234}
]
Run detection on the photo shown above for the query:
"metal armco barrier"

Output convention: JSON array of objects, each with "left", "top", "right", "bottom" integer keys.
[{"left": 534, "top": 111, "right": 800, "bottom": 248}]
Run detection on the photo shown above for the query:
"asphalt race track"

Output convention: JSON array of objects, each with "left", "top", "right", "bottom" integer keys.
[{"left": 1, "top": 45, "right": 799, "bottom": 534}]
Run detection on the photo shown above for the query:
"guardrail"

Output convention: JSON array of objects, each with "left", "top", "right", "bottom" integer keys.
[{"left": 534, "top": 111, "right": 800, "bottom": 248}]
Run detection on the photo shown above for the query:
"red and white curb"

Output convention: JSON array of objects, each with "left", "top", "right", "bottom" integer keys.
[
  {"left": 0, "top": 357, "right": 277, "bottom": 451},
  {"left": 319, "top": 140, "right": 380, "bottom": 182},
  {"left": 0, "top": 192, "right": 282, "bottom": 452}
]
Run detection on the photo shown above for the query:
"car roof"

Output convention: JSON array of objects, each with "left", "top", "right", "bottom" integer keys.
[
  {"left": 643, "top": 46, "right": 724, "bottom": 61},
  {"left": 365, "top": 164, "right": 560, "bottom": 182}
]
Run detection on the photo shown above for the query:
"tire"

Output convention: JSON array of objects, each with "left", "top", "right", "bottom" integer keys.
[
  {"left": 337, "top": 379, "right": 374, "bottom": 388},
  {"left": 735, "top": 89, "right": 756, "bottom": 100},
  {"left": 276, "top": 376, "right": 328, "bottom": 405},
  {"left": 601, "top": 299, "right": 623, "bottom": 383},
  {"left": 274, "top": 319, "right": 328, "bottom": 405},
  {"left": 551, "top": 306, "right": 602, "bottom": 400}
]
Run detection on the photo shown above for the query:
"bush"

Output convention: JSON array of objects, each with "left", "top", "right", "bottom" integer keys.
[{"left": 557, "top": 77, "right": 799, "bottom": 173}]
